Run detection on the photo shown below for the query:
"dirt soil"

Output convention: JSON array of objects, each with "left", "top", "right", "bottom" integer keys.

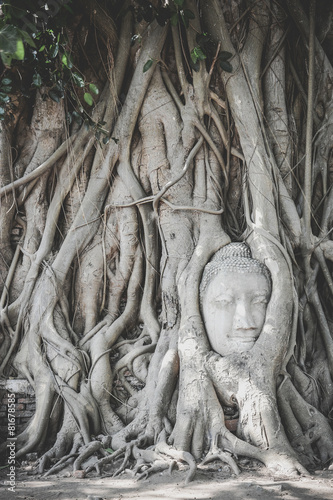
[{"left": 1, "top": 460, "right": 333, "bottom": 500}]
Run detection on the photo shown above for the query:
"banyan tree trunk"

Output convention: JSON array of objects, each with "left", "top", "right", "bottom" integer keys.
[{"left": 1, "top": 0, "right": 333, "bottom": 481}]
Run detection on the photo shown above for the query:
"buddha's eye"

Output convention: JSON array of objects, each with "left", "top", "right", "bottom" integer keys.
[
  {"left": 252, "top": 296, "right": 268, "bottom": 305},
  {"left": 215, "top": 296, "right": 233, "bottom": 306}
]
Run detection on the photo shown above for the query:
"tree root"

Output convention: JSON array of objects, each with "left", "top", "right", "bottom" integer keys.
[
  {"left": 39, "top": 427, "right": 82, "bottom": 474},
  {"left": 221, "top": 428, "right": 308, "bottom": 477},
  {"left": 133, "top": 460, "right": 174, "bottom": 481},
  {"left": 155, "top": 438, "right": 197, "bottom": 484},
  {"left": 43, "top": 452, "right": 78, "bottom": 477},
  {"left": 278, "top": 377, "right": 333, "bottom": 465},
  {"left": 85, "top": 443, "right": 130, "bottom": 475},
  {"left": 83, "top": 433, "right": 197, "bottom": 484},
  {"left": 73, "top": 440, "right": 104, "bottom": 472},
  {"left": 201, "top": 437, "right": 240, "bottom": 475}
]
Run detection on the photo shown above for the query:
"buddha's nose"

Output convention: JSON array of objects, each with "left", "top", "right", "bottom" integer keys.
[{"left": 234, "top": 301, "right": 256, "bottom": 330}]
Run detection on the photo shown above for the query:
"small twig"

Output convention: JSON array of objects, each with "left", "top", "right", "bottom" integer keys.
[
  {"left": 210, "top": 91, "right": 226, "bottom": 109},
  {"left": 208, "top": 42, "right": 221, "bottom": 79},
  {"left": 194, "top": 121, "right": 228, "bottom": 183},
  {"left": 153, "top": 137, "right": 204, "bottom": 212},
  {"left": 161, "top": 198, "right": 223, "bottom": 215},
  {"left": 171, "top": 25, "right": 188, "bottom": 98},
  {"left": 72, "top": 215, "right": 102, "bottom": 230},
  {"left": 230, "top": 3, "right": 255, "bottom": 32},
  {"left": 161, "top": 69, "right": 183, "bottom": 111}
]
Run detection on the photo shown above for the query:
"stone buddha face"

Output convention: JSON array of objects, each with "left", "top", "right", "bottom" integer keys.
[{"left": 200, "top": 243, "right": 271, "bottom": 357}]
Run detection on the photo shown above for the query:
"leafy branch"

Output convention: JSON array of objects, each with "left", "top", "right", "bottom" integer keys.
[{"left": 0, "top": 0, "right": 100, "bottom": 122}]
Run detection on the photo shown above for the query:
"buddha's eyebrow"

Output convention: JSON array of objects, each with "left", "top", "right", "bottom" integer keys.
[{"left": 215, "top": 292, "right": 233, "bottom": 299}]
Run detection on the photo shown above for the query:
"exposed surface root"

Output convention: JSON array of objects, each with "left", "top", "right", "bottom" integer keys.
[
  {"left": 155, "top": 438, "right": 197, "bottom": 484},
  {"left": 201, "top": 436, "right": 240, "bottom": 476}
]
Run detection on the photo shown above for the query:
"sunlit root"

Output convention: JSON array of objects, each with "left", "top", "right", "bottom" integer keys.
[
  {"left": 201, "top": 434, "right": 240, "bottom": 475},
  {"left": 129, "top": 445, "right": 175, "bottom": 481},
  {"left": 146, "top": 349, "right": 179, "bottom": 440},
  {"left": 43, "top": 451, "right": 78, "bottom": 478},
  {"left": 134, "top": 460, "right": 173, "bottom": 481},
  {"left": 220, "top": 428, "right": 308, "bottom": 477},
  {"left": 155, "top": 436, "right": 197, "bottom": 484},
  {"left": 73, "top": 440, "right": 105, "bottom": 472},
  {"left": 84, "top": 439, "right": 140, "bottom": 475}
]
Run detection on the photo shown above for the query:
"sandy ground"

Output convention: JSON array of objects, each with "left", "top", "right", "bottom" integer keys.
[{"left": 1, "top": 461, "right": 333, "bottom": 500}]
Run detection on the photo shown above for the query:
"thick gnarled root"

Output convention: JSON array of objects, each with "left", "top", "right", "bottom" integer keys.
[
  {"left": 221, "top": 428, "right": 308, "bottom": 477},
  {"left": 39, "top": 430, "right": 82, "bottom": 475},
  {"left": 278, "top": 377, "right": 333, "bottom": 468},
  {"left": 83, "top": 434, "right": 196, "bottom": 483}
]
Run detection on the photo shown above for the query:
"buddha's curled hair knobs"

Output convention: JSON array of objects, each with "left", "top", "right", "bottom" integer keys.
[{"left": 200, "top": 242, "right": 272, "bottom": 298}]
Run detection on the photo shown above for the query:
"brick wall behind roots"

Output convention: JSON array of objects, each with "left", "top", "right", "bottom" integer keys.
[{"left": 0, "top": 379, "right": 35, "bottom": 442}]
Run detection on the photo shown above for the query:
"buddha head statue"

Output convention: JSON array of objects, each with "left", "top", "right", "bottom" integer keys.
[{"left": 200, "top": 242, "right": 272, "bottom": 357}]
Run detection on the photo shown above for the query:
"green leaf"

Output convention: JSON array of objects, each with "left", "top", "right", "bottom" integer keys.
[
  {"left": 174, "top": 0, "right": 184, "bottom": 6},
  {"left": 49, "top": 43, "right": 59, "bottom": 59},
  {"left": 39, "top": 45, "right": 46, "bottom": 52},
  {"left": 220, "top": 60, "right": 233, "bottom": 72},
  {"left": 48, "top": 90, "right": 60, "bottom": 103},
  {"left": 1, "top": 53, "right": 12, "bottom": 66},
  {"left": 89, "top": 83, "right": 99, "bottom": 95},
  {"left": 194, "top": 46, "right": 206, "bottom": 61},
  {"left": 62, "top": 53, "right": 73, "bottom": 69},
  {"left": 184, "top": 9, "right": 195, "bottom": 20},
  {"left": 143, "top": 59, "right": 153, "bottom": 73},
  {"left": 0, "top": 106, "right": 5, "bottom": 115},
  {"left": 170, "top": 13, "right": 179, "bottom": 26},
  {"left": 52, "top": 83, "right": 64, "bottom": 99},
  {"left": 190, "top": 50, "right": 198, "bottom": 64},
  {"left": 14, "top": 39, "right": 25, "bottom": 60},
  {"left": 84, "top": 92, "right": 94, "bottom": 106},
  {"left": 72, "top": 72, "right": 85, "bottom": 88},
  {"left": 0, "top": 25, "right": 19, "bottom": 54},
  {"left": 19, "top": 30, "right": 36, "bottom": 48},
  {"left": 22, "top": 21, "right": 36, "bottom": 33},
  {"left": 1, "top": 86, "right": 11, "bottom": 93},
  {"left": 32, "top": 73, "right": 42, "bottom": 87},
  {"left": 2, "top": 78, "right": 12, "bottom": 86},
  {"left": 103, "top": 136, "right": 110, "bottom": 144},
  {"left": 219, "top": 51, "right": 233, "bottom": 62},
  {"left": 105, "top": 448, "right": 114, "bottom": 454},
  {"left": 0, "top": 92, "right": 10, "bottom": 103}
]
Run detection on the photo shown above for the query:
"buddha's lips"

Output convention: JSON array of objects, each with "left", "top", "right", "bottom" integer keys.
[{"left": 231, "top": 335, "right": 258, "bottom": 342}]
